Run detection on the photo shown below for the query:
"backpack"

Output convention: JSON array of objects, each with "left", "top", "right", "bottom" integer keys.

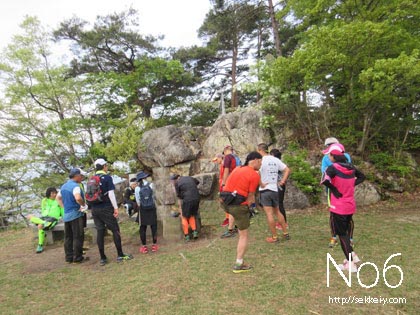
[
  {"left": 85, "top": 174, "right": 106, "bottom": 205},
  {"left": 139, "top": 182, "right": 155, "bottom": 210},
  {"left": 233, "top": 154, "right": 242, "bottom": 167}
]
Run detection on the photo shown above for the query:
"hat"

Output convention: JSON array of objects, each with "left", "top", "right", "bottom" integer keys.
[
  {"left": 94, "top": 158, "right": 107, "bottom": 166},
  {"left": 136, "top": 171, "right": 150, "bottom": 181},
  {"left": 223, "top": 145, "right": 233, "bottom": 151},
  {"left": 322, "top": 144, "right": 344, "bottom": 156},
  {"left": 69, "top": 168, "right": 87, "bottom": 178},
  {"left": 170, "top": 173, "right": 180, "bottom": 180},
  {"left": 324, "top": 137, "right": 339, "bottom": 146},
  {"left": 212, "top": 153, "right": 224, "bottom": 162}
]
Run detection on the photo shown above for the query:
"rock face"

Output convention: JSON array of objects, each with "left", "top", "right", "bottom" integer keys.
[
  {"left": 355, "top": 182, "right": 381, "bottom": 206},
  {"left": 137, "top": 108, "right": 381, "bottom": 240}
]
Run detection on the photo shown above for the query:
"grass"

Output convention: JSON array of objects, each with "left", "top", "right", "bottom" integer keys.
[{"left": 0, "top": 192, "right": 419, "bottom": 315}]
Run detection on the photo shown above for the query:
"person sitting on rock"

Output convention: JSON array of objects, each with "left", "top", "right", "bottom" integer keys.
[{"left": 27, "top": 187, "right": 64, "bottom": 253}]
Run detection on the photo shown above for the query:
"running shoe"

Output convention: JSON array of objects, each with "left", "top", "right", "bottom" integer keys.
[
  {"left": 343, "top": 252, "right": 360, "bottom": 264},
  {"left": 221, "top": 218, "right": 229, "bottom": 227},
  {"left": 220, "top": 230, "right": 236, "bottom": 238},
  {"left": 192, "top": 230, "right": 199, "bottom": 239},
  {"left": 99, "top": 258, "right": 108, "bottom": 266},
  {"left": 139, "top": 245, "right": 148, "bottom": 254},
  {"left": 151, "top": 244, "right": 158, "bottom": 252},
  {"left": 73, "top": 256, "right": 90, "bottom": 264},
  {"left": 338, "top": 261, "right": 358, "bottom": 273},
  {"left": 266, "top": 236, "right": 279, "bottom": 243},
  {"left": 117, "top": 254, "right": 133, "bottom": 263},
  {"left": 329, "top": 237, "right": 338, "bottom": 248},
  {"left": 184, "top": 235, "right": 191, "bottom": 242},
  {"left": 232, "top": 263, "right": 253, "bottom": 273},
  {"left": 283, "top": 233, "right": 290, "bottom": 241},
  {"left": 36, "top": 244, "right": 43, "bottom": 254}
]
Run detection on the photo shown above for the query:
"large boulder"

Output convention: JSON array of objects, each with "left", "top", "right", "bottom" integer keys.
[
  {"left": 284, "top": 181, "right": 311, "bottom": 209},
  {"left": 138, "top": 125, "right": 208, "bottom": 168},
  {"left": 355, "top": 182, "right": 381, "bottom": 206},
  {"left": 202, "top": 108, "right": 272, "bottom": 160}
]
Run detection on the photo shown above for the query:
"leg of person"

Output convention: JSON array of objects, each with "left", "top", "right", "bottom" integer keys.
[
  {"left": 181, "top": 215, "right": 190, "bottom": 241},
  {"left": 73, "top": 216, "right": 86, "bottom": 263},
  {"left": 228, "top": 205, "right": 252, "bottom": 273},
  {"left": 349, "top": 217, "right": 355, "bottom": 247},
  {"left": 329, "top": 213, "right": 338, "bottom": 248},
  {"left": 332, "top": 213, "right": 358, "bottom": 272},
  {"left": 36, "top": 229, "right": 45, "bottom": 253},
  {"left": 264, "top": 206, "right": 279, "bottom": 243},
  {"left": 151, "top": 224, "right": 158, "bottom": 252},
  {"left": 91, "top": 209, "right": 107, "bottom": 265},
  {"left": 139, "top": 225, "right": 148, "bottom": 253},
  {"left": 274, "top": 207, "right": 290, "bottom": 240},
  {"left": 64, "top": 221, "right": 74, "bottom": 263},
  {"left": 189, "top": 216, "right": 198, "bottom": 239},
  {"left": 101, "top": 208, "right": 132, "bottom": 262},
  {"left": 278, "top": 185, "right": 287, "bottom": 223}
]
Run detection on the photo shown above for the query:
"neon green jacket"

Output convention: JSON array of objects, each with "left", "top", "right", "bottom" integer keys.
[{"left": 41, "top": 198, "right": 64, "bottom": 219}]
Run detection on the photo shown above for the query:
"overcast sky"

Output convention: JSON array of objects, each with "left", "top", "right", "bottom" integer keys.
[{"left": 0, "top": 0, "right": 211, "bottom": 49}]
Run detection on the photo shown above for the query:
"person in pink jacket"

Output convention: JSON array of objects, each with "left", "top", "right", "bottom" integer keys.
[{"left": 321, "top": 144, "right": 365, "bottom": 272}]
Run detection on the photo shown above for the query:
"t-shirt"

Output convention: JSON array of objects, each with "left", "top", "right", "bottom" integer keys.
[
  {"left": 41, "top": 198, "right": 63, "bottom": 220},
  {"left": 223, "top": 154, "right": 236, "bottom": 174},
  {"left": 259, "top": 155, "right": 287, "bottom": 192},
  {"left": 223, "top": 166, "right": 260, "bottom": 203}
]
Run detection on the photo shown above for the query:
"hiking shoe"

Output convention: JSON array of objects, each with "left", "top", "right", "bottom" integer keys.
[
  {"left": 338, "top": 261, "right": 358, "bottom": 273},
  {"left": 73, "top": 256, "right": 90, "bottom": 264},
  {"left": 220, "top": 230, "right": 236, "bottom": 238},
  {"left": 221, "top": 218, "right": 229, "bottom": 227},
  {"left": 99, "top": 258, "right": 108, "bottom": 266},
  {"left": 36, "top": 245, "right": 43, "bottom": 254},
  {"left": 139, "top": 245, "right": 149, "bottom": 254},
  {"left": 329, "top": 237, "right": 338, "bottom": 248},
  {"left": 232, "top": 263, "right": 253, "bottom": 274},
  {"left": 151, "top": 244, "right": 158, "bottom": 252},
  {"left": 184, "top": 235, "right": 191, "bottom": 242},
  {"left": 192, "top": 230, "right": 199, "bottom": 239},
  {"left": 283, "top": 233, "right": 290, "bottom": 241},
  {"left": 117, "top": 254, "right": 133, "bottom": 263},
  {"left": 266, "top": 236, "right": 279, "bottom": 243}
]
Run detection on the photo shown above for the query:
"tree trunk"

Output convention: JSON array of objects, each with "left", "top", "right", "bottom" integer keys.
[
  {"left": 268, "top": 0, "right": 282, "bottom": 57},
  {"left": 231, "top": 44, "right": 238, "bottom": 108}
]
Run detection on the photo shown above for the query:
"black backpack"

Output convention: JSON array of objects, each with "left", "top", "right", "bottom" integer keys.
[{"left": 139, "top": 182, "right": 155, "bottom": 210}]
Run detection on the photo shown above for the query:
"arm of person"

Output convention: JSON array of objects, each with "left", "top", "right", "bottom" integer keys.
[
  {"left": 107, "top": 190, "right": 119, "bottom": 217},
  {"left": 56, "top": 192, "right": 64, "bottom": 209},
  {"left": 73, "top": 187, "right": 88, "bottom": 212},
  {"left": 279, "top": 166, "right": 291, "bottom": 186},
  {"left": 355, "top": 168, "right": 366, "bottom": 186},
  {"left": 222, "top": 167, "right": 230, "bottom": 186}
]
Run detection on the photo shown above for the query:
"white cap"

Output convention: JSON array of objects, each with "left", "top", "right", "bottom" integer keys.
[
  {"left": 324, "top": 137, "right": 339, "bottom": 146},
  {"left": 94, "top": 158, "right": 107, "bottom": 166}
]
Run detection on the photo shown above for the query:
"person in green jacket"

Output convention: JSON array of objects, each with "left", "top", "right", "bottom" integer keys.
[{"left": 27, "top": 187, "right": 64, "bottom": 253}]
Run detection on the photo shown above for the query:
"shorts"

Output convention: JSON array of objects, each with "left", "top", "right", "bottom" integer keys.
[
  {"left": 181, "top": 200, "right": 200, "bottom": 218},
  {"left": 224, "top": 204, "right": 250, "bottom": 231},
  {"left": 330, "top": 212, "right": 353, "bottom": 236},
  {"left": 259, "top": 190, "right": 279, "bottom": 208}
]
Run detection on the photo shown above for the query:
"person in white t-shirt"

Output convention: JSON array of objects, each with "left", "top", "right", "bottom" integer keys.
[{"left": 257, "top": 143, "right": 291, "bottom": 243}]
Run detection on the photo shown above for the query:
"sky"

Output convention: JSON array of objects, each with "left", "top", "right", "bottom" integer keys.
[{"left": 0, "top": 0, "right": 211, "bottom": 49}]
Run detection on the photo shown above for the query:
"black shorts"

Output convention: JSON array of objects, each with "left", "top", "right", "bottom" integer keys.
[
  {"left": 91, "top": 207, "right": 120, "bottom": 231},
  {"left": 181, "top": 200, "right": 200, "bottom": 218}
]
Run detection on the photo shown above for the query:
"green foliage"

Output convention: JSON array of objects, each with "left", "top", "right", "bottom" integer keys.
[
  {"left": 283, "top": 147, "right": 322, "bottom": 204},
  {"left": 368, "top": 152, "right": 412, "bottom": 178}
]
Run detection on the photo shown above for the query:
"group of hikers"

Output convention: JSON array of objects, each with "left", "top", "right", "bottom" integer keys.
[{"left": 28, "top": 138, "right": 365, "bottom": 273}]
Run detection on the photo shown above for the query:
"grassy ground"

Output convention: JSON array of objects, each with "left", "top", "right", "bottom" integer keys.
[{"left": 0, "top": 192, "right": 419, "bottom": 315}]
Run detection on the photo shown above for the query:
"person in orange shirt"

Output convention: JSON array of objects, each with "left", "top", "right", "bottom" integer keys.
[{"left": 220, "top": 151, "right": 262, "bottom": 273}]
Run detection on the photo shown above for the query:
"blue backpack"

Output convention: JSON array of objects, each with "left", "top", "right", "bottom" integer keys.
[
  {"left": 233, "top": 154, "right": 242, "bottom": 167},
  {"left": 139, "top": 182, "right": 155, "bottom": 210}
]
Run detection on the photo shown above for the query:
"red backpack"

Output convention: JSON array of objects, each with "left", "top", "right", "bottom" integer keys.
[{"left": 85, "top": 174, "right": 105, "bottom": 205}]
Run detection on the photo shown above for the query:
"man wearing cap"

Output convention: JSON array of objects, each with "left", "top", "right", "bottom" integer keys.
[
  {"left": 220, "top": 151, "right": 262, "bottom": 273},
  {"left": 90, "top": 159, "right": 133, "bottom": 266},
  {"left": 321, "top": 137, "right": 353, "bottom": 248},
  {"left": 56, "top": 168, "right": 89, "bottom": 263}
]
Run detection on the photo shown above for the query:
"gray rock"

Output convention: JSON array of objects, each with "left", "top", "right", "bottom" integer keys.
[
  {"left": 284, "top": 181, "right": 310, "bottom": 209},
  {"left": 355, "top": 182, "right": 381, "bottom": 206},
  {"left": 193, "top": 173, "right": 216, "bottom": 196}
]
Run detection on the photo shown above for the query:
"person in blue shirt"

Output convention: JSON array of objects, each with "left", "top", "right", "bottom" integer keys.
[
  {"left": 321, "top": 137, "right": 354, "bottom": 248},
  {"left": 56, "top": 168, "right": 89, "bottom": 264}
]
